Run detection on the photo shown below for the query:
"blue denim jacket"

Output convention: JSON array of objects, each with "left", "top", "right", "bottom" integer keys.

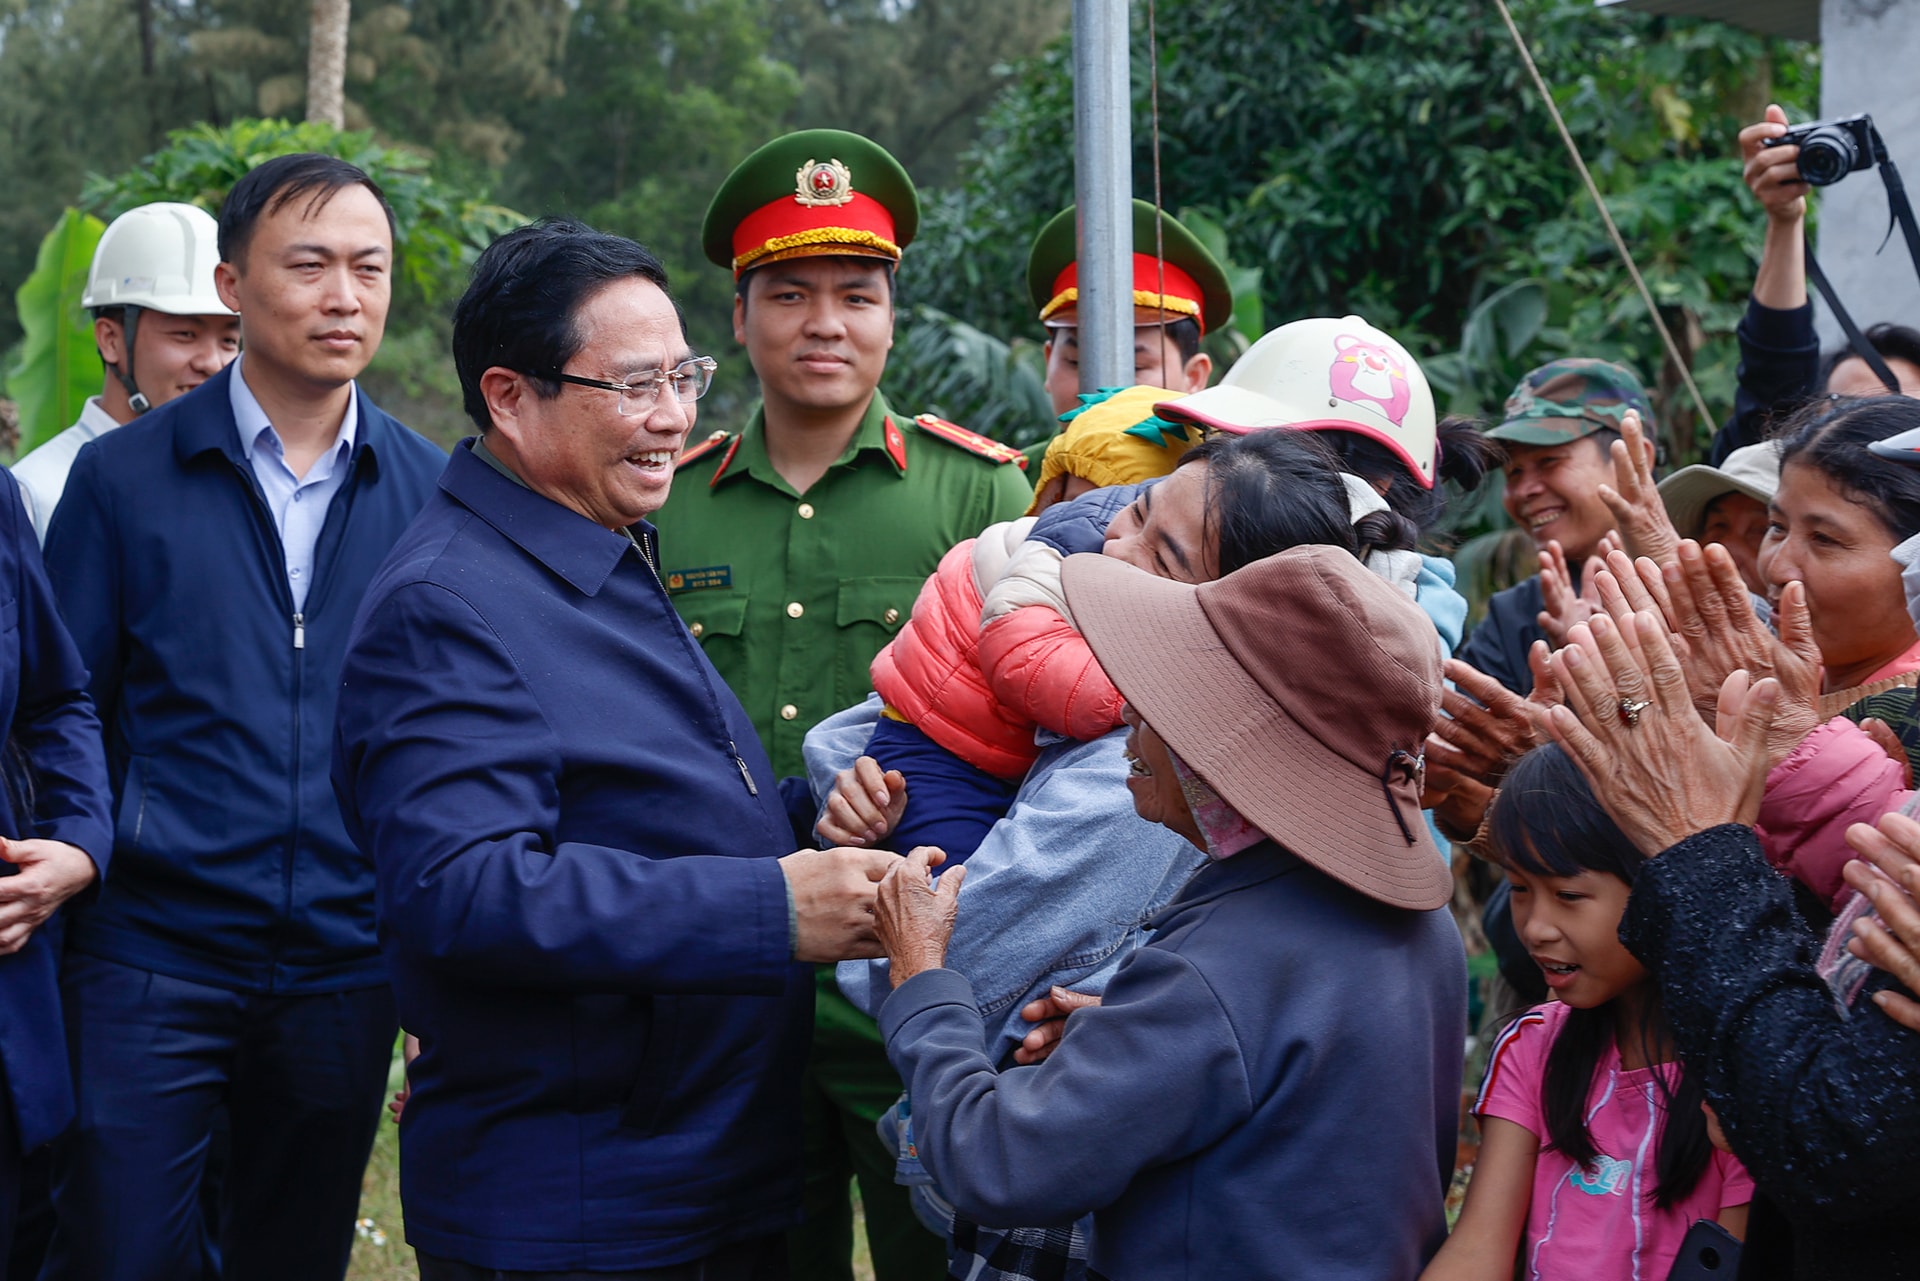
[
  {"left": 821, "top": 552, "right": 1467, "bottom": 1064},
  {"left": 819, "top": 695, "right": 1203, "bottom": 1063}
]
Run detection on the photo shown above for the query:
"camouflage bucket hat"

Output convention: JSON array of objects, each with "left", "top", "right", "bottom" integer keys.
[{"left": 1487, "top": 358, "right": 1655, "bottom": 445}]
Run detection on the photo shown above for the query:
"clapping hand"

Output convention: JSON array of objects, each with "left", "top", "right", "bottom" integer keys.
[
  {"left": 1536, "top": 535, "right": 1621, "bottom": 647},
  {"left": 1598, "top": 411, "right": 1681, "bottom": 568},
  {"left": 1544, "top": 610, "right": 1778, "bottom": 857},
  {"left": 1840, "top": 813, "right": 1920, "bottom": 1032}
]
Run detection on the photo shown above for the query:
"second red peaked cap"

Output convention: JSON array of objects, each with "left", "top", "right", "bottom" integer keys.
[{"left": 1062, "top": 544, "right": 1450, "bottom": 911}]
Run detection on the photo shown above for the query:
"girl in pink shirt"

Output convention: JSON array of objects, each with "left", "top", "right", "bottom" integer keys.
[{"left": 1423, "top": 744, "right": 1752, "bottom": 1281}]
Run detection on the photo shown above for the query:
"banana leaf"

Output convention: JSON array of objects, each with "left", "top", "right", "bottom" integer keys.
[{"left": 7, "top": 209, "right": 106, "bottom": 454}]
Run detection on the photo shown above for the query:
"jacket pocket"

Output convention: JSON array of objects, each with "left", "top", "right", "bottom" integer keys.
[
  {"left": 835, "top": 576, "right": 920, "bottom": 708},
  {"left": 618, "top": 995, "right": 676, "bottom": 1134},
  {"left": 0, "top": 590, "right": 17, "bottom": 635},
  {"left": 114, "top": 755, "right": 148, "bottom": 853},
  {"left": 676, "top": 591, "right": 747, "bottom": 646}
]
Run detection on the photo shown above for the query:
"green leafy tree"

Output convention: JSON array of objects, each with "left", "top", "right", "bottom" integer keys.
[
  {"left": 82, "top": 117, "right": 525, "bottom": 313},
  {"left": 911, "top": 0, "right": 1816, "bottom": 463},
  {"left": 6, "top": 209, "right": 107, "bottom": 452}
]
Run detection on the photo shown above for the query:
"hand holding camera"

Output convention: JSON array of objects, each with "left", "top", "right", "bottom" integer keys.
[{"left": 1741, "top": 104, "right": 1807, "bottom": 226}]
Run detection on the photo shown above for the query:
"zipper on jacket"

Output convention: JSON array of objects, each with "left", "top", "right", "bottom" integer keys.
[
  {"left": 292, "top": 612, "right": 305, "bottom": 649},
  {"left": 728, "top": 741, "right": 759, "bottom": 796}
]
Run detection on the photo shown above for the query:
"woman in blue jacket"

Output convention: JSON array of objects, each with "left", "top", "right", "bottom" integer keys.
[
  {"left": 870, "top": 543, "right": 1467, "bottom": 1281},
  {"left": 0, "top": 467, "right": 111, "bottom": 1262}
]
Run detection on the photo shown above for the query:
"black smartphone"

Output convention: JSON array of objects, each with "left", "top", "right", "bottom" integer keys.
[{"left": 1666, "top": 1218, "right": 1743, "bottom": 1281}]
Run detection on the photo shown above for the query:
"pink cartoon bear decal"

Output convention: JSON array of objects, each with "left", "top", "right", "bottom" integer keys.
[{"left": 1329, "top": 334, "right": 1411, "bottom": 426}]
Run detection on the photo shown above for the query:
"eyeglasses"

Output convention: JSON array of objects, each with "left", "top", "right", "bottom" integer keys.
[{"left": 549, "top": 355, "right": 717, "bottom": 415}]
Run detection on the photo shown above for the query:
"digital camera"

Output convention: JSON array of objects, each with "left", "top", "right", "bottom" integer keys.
[{"left": 1764, "top": 113, "right": 1879, "bottom": 187}]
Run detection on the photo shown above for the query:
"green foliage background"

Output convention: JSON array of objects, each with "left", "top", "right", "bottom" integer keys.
[
  {"left": 6, "top": 209, "right": 105, "bottom": 450},
  {"left": 0, "top": 0, "right": 1816, "bottom": 466}
]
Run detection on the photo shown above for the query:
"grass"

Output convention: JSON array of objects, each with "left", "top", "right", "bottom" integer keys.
[{"left": 345, "top": 1049, "right": 876, "bottom": 1281}]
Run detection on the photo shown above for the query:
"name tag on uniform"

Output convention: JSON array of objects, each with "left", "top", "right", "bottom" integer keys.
[{"left": 665, "top": 565, "right": 732, "bottom": 592}]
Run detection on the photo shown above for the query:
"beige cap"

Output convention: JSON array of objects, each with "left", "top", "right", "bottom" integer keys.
[{"left": 1657, "top": 443, "right": 1781, "bottom": 540}]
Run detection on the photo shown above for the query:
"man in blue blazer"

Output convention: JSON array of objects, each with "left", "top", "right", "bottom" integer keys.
[
  {"left": 333, "top": 219, "right": 902, "bottom": 1279},
  {"left": 0, "top": 466, "right": 111, "bottom": 1264},
  {"left": 40, "top": 154, "right": 448, "bottom": 1280}
]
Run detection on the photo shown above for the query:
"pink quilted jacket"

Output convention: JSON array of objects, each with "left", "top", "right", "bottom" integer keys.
[
  {"left": 868, "top": 521, "right": 1124, "bottom": 780},
  {"left": 1756, "top": 717, "right": 1910, "bottom": 911}
]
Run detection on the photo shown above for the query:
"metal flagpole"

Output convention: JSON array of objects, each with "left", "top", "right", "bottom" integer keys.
[{"left": 1072, "top": 0, "right": 1133, "bottom": 393}]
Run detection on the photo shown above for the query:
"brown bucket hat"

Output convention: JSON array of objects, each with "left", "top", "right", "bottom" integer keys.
[{"left": 1061, "top": 545, "right": 1450, "bottom": 911}]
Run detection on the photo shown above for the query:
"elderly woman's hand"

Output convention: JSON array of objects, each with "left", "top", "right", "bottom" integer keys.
[
  {"left": 1544, "top": 610, "right": 1779, "bottom": 857},
  {"left": 1598, "top": 410, "right": 1682, "bottom": 568},
  {"left": 1428, "top": 658, "right": 1540, "bottom": 787},
  {"left": 1657, "top": 541, "right": 1822, "bottom": 752},
  {"left": 875, "top": 846, "right": 965, "bottom": 988},
  {"left": 1840, "top": 813, "right": 1920, "bottom": 1032}
]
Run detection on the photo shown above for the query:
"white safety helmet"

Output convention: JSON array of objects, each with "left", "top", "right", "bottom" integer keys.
[
  {"left": 81, "top": 202, "right": 235, "bottom": 413},
  {"left": 1156, "top": 315, "right": 1440, "bottom": 490}
]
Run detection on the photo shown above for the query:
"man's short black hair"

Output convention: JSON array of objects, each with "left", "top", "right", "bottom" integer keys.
[
  {"left": 1820, "top": 322, "right": 1920, "bottom": 391},
  {"left": 218, "top": 152, "right": 397, "bottom": 267},
  {"left": 452, "top": 218, "right": 676, "bottom": 434},
  {"left": 1162, "top": 317, "right": 1202, "bottom": 365}
]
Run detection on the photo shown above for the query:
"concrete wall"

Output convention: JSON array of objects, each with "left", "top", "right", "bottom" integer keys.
[{"left": 1815, "top": 0, "right": 1920, "bottom": 348}]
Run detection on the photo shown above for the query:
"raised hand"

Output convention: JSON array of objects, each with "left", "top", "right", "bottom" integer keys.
[
  {"left": 1599, "top": 410, "right": 1681, "bottom": 567},
  {"left": 1544, "top": 612, "right": 1777, "bottom": 857}
]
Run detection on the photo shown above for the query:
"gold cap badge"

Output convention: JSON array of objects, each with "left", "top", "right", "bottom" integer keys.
[{"left": 794, "top": 158, "right": 854, "bottom": 207}]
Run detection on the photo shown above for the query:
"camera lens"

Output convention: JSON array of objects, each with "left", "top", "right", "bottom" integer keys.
[{"left": 1798, "top": 125, "right": 1859, "bottom": 186}]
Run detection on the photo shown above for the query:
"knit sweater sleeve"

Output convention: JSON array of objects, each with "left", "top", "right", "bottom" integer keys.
[{"left": 1620, "top": 824, "right": 1920, "bottom": 1218}]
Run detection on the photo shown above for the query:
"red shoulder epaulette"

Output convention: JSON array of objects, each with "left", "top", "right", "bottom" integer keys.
[
  {"left": 912, "top": 413, "right": 1029, "bottom": 469},
  {"left": 676, "top": 430, "right": 733, "bottom": 473}
]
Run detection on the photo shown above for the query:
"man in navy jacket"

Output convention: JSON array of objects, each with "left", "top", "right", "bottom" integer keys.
[
  {"left": 0, "top": 467, "right": 112, "bottom": 1263},
  {"left": 333, "top": 220, "right": 901, "bottom": 1278},
  {"left": 39, "top": 155, "right": 447, "bottom": 1280}
]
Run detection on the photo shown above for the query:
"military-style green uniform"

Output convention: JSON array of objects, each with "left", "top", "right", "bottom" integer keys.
[
  {"left": 654, "top": 390, "right": 1032, "bottom": 778},
  {"left": 684, "top": 125, "right": 1032, "bottom": 1281}
]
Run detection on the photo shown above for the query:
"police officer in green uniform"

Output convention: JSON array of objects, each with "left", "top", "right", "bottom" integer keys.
[
  {"left": 1023, "top": 198, "right": 1235, "bottom": 466},
  {"left": 650, "top": 128, "right": 1031, "bottom": 1281}
]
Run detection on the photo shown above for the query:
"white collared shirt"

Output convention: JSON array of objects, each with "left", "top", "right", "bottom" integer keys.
[
  {"left": 230, "top": 356, "right": 359, "bottom": 613},
  {"left": 12, "top": 396, "right": 124, "bottom": 546}
]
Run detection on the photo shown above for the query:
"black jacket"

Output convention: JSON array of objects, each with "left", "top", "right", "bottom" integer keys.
[
  {"left": 1709, "top": 299, "right": 1822, "bottom": 465},
  {"left": 1621, "top": 825, "right": 1920, "bottom": 1281}
]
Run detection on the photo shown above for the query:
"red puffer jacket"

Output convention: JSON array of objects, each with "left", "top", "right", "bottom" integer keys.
[{"left": 869, "top": 517, "right": 1125, "bottom": 779}]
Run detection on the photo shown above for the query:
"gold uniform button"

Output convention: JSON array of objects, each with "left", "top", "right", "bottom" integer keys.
[
  {"left": 780, "top": 704, "right": 799, "bottom": 721},
  {"left": 883, "top": 607, "right": 900, "bottom": 625},
  {"left": 689, "top": 622, "right": 704, "bottom": 638},
  {"left": 797, "top": 503, "right": 815, "bottom": 519},
  {"left": 786, "top": 601, "right": 805, "bottom": 618}
]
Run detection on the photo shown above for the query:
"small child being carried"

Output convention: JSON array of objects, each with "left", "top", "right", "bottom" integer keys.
[{"left": 816, "top": 385, "right": 1198, "bottom": 862}]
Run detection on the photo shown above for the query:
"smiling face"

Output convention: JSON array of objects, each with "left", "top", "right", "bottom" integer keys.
[
  {"left": 96, "top": 310, "right": 241, "bottom": 417},
  {"left": 1759, "top": 458, "right": 1917, "bottom": 685},
  {"left": 1120, "top": 703, "right": 1204, "bottom": 848},
  {"left": 734, "top": 257, "right": 893, "bottom": 420},
  {"left": 1507, "top": 863, "right": 1646, "bottom": 1009},
  {"left": 1100, "top": 463, "right": 1220, "bottom": 583},
  {"left": 1500, "top": 433, "right": 1617, "bottom": 561},
  {"left": 485, "top": 275, "right": 695, "bottom": 528}
]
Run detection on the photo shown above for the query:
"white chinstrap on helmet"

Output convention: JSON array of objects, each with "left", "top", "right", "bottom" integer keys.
[
  {"left": 83, "top": 201, "right": 235, "bottom": 414},
  {"left": 1154, "top": 314, "right": 1440, "bottom": 490}
]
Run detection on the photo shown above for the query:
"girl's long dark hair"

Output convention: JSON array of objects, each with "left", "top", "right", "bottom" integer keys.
[
  {"left": 1178, "top": 430, "right": 1364, "bottom": 573},
  {"left": 1488, "top": 744, "right": 1712, "bottom": 1209}
]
